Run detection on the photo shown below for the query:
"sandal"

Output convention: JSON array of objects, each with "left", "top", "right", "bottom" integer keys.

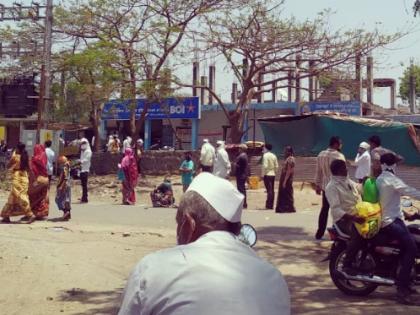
[{"left": 1, "top": 217, "right": 11, "bottom": 224}]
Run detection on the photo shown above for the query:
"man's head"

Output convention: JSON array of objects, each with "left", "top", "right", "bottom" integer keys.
[
  {"left": 329, "top": 136, "right": 342, "bottom": 150},
  {"left": 358, "top": 141, "right": 370, "bottom": 153},
  {"left": 380, "top": 152, "right": 397, "bottom": 166},
  {"left": 176, "top": 173, "right": 243, "bottom": 245},
  {"left": 216, "top": 140, "right": 224, "bottom": 148},
  {"left": 45, "top": 140, "right": 52, "bottom": 148},
  {"left": 203, "top": 139, "right": 209, "bottom": 144},
  {"left": 264, "top": 143, "right": 273, "bottom": 151},
  {"left": 330, "top": 159, "right": 348, "bottom": 177},
  {"left": 368, "top": 135, "right": 381, "bottom": 149}
]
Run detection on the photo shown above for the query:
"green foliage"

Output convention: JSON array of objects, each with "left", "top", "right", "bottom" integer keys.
[{"left": 399, "top": 64, "right": 420, "bottom": 100}]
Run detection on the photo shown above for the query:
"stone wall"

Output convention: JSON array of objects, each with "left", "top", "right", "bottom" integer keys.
[{"left": 91, "top": 151, "right": 200, "bottom": 176}]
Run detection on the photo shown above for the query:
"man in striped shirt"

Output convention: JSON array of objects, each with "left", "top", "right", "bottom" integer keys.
[{"left": 314, "top": 136, "right": 346, "bottom": 240}]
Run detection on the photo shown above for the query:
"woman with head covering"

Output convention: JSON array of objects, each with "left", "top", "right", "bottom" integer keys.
[
  {"left": 55, "top": 155, "right": 72, "bottom": 221},
  {"left": 28, "top": 144, "right": 49, "bottom": 219},
  {"left": 1, "top": 143, "right": 36, "bottom": 223},
  {"left": 275, "top": 146, "right": 296, "bottom": 213},
  {"left": 121, "top": 148, "right": 139, "bottom": 205}
]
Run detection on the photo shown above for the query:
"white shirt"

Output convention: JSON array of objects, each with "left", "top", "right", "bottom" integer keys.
[
  {"left": 80, "top": 148, "right": 92, "bottom": 173},
  {"left": 200, "top": 142, "right": 216, "bottom": 167},
  {"left": 119, "top": 231, "right": 290, "bottom": 315},
  {"left": 45, "top": 147, "right": 56, "bottom": 176},
  {"left": 354, "top": 150, "right": 371, "bottom": 180},
  {"left": 377, "top": 170, "right": 420, "bottom": 227},
  {"left": 325, "top": 176, "right": 361, "bottom": 224},
  {"left": 262, "top": 151, "right": 279, "bottom": 177},
  {"left": 213, "top": 147, "right": 231, "bottom": 178}
]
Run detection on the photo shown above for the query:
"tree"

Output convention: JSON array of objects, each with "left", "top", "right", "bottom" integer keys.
[
  {"left": 55, "top": 0, "right": 233, "bottom": 143},
  {"left": 56, "top": 44, "right": 122, "bottom": 151},
  {"left": 185, "top": 1, "right": 400, "bottom": 143},
  {"left": 399, "top": 64, "right": 420, "bottom": 101}
]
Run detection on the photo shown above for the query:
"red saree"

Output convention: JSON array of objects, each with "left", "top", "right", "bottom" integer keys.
[{"left": 29, "top": 144, "right": 49, "bottom": 218}]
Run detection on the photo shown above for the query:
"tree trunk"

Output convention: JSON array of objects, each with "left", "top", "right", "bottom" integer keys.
[{"left": 228, "top": 111, "right": 244, "bottom": 144}]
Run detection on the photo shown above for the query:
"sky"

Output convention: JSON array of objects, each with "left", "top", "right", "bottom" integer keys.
[
  {"left": 278, "top": 0, "right": 420, "bottom": 108},
  {"left": 0, "top": 0, "right": 419, "bottom": 109}
]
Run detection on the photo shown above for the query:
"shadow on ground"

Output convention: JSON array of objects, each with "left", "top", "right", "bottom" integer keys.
[
  {"left": 255, "top": 226, "right": 419, "bottom": 314},
  {"left": 58, "top": 287, "right": 124, "bottom": 315}
]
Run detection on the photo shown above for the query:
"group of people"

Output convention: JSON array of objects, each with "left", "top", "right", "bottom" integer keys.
[
  {"left": 1, "top": 138, "right": 92, "bottom": 223},
  {"left": 316, "top": 135, "right": 420, "bottom": 304},
  {"left": 197, "top": 139, "right": 297, "bottom": 213}
]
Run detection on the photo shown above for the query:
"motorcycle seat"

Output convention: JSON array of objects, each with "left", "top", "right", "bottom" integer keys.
[{"left": 332, "top": 223, "right": 350, "bottom": 239}]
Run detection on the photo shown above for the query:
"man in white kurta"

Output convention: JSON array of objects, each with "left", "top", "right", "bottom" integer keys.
[
  {"left": 213, "top": 140, "right": 231, "bottom": 178},
  {"left": 118, "top": 172, "right": 290, "bottom": 315},
  {"left": 200, "top": 139, "right": 216, "bottom": 172}
]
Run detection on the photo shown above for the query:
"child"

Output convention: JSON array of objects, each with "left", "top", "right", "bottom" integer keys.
[
  {"left": 55, "top": 156, "right": 72, "bottom": 221},
  {"left": 150, "top": 176, "right": 175, "bottom": 207}
]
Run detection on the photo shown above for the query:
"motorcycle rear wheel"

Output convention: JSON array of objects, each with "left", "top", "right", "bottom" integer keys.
[{"left": 329, "top": 245, "right": 378, "bottom": 296}]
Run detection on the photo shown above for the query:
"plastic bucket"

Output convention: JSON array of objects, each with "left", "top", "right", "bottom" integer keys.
[{"left": 248, "top": 176, "right": 260, "bottom": 189}]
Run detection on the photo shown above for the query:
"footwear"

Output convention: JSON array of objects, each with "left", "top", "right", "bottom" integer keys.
[
  {"left": 1, "top": 217, "right": 11, "bottom": 224},
  {"left": 27, "top": 215, "right": 36, "bottom": 224},
  {"left": 80, "top": 200, "right": 88, "bottom": 204},
  {"left": 61, "top": 212, "right": 71, "bottom": 221}
]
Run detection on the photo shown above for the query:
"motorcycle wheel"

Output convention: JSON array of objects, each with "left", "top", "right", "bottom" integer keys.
[{"left": 329, "top": 245, "right": 378, "bottom": 296}]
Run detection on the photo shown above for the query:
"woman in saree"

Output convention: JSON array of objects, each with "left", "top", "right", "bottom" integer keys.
[
  {"left": 1, "top": 143, "right": 36, "bottom": 223},
  {"left": 28, "top": 144, "right": 49, "bottom": 219},
  {"left": 275, "top": 146, "right": 296, "bottom": 213},
  {"left": 121, "top": 148, "right": 138, "bottom": 205}
]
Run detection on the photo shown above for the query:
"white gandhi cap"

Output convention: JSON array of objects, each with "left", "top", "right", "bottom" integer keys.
[
  {"left": 359, "top": 142, "right": 370, "bottom": 150},
  {"left": 186, "top": 172, "right": 244, "bottom": 223}
]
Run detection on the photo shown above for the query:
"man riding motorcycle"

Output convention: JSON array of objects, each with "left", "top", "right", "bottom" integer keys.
[{"left": 377, "top": 153, "right": 420, "bottom": 304}]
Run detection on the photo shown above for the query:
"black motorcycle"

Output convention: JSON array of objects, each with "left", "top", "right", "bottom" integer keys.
[{"left": 327, "top": 200, "right": 420, "bottom": 296}]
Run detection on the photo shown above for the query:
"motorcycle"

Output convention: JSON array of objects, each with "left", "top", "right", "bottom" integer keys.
[{"left": 327, "top": 200, "right": 420, "bottom": 296}]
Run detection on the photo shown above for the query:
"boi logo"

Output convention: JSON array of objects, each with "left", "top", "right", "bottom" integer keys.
[{"left": 170, "top": 105, "right": 185, "bottom": 114}]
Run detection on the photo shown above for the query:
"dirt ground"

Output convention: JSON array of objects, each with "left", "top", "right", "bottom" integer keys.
[{"left": 0, "top": 176, "right": 419, "bottom": 315}]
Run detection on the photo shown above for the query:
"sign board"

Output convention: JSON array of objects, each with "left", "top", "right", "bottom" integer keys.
[
  {"left": 301, "top": 101, "right": 361, "bottom": 116},
  {"left": 102, "top": 97, "right": 200, "bottom": 120}
]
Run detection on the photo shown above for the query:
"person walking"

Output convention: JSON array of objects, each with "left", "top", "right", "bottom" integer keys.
[
  {"left": 45, "top": 140, "right": 56, "bottom": 184},
  {"left": 314, "top": 136, "right": 345, "bottom": 240},
  {"left": 78, "top": 138, "right": 92, "bottom": 203},
  {"left": 121, "top": 148, "right": 139, "bottom": 205},
  {"left": 28, "top": 144, "right": 50, "bottom": 219},
  {"left": 179, "top": 152, "right": 194, "bottom": 192},
  {"left": 235, "top": 144, "right": 249, "bottom": 209},
  {"left": 1, "top": 143, "right": 36, "bottom": 224},
  {"left": 122, "top": 136, "right": 132, "bottom": 153},
  {"left": 55, "top": 155, "right": 72, "bottom": 221},
  {"left": 213, "top": 140, "right": 231, "bottom": 179},
  {"left": 354, "top": 141, "right": 371, "bottom": 183},
  {"left": 200, "top": 139, "right": 215, "bottom": 172},
  {"left": 261, "top": 143, "right": 278, "bottom": 209},
  {"left": 276, "top": 146, "right": 296, "bottom": 213}
]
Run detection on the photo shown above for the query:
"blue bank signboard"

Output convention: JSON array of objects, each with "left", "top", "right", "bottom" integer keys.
[
  {"left": 102, "top": 96, "right": 200, "bottom": 120},
  {"left": 301, "top": 101, "right": 361, "bottom": 116}
]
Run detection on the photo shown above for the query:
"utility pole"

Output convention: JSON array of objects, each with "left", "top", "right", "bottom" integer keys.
[
  {"left": 36, "top": 0, "right": 53, "bottom": 142},
  {"left": 409, "top": 58, "right": 416, "bottom": 114},
  {"left": 0, "top": 1, "right": 52, "bottom": 142}
]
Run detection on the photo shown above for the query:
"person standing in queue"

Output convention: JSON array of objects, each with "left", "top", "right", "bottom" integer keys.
[
  {"left": 235, "top": 144, "right": 249, "bottom": 209},
  {"left": 261, "top": 143, "right": 278, "bottom": 210},
  {"left": 118, "top": 172, "right": 291, "bottom": 315},
  {"left": 78, "top": 138, "right": 92, "bottom": 203},
  {"left": 314, "top": 136, "right": 345, "bottom": 240}
]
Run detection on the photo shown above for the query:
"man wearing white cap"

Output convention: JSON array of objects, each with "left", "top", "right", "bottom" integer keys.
[
  {"left": 118, "top": 172, "right": 291, "bottom": 315},
  {"left": 213, "top": 140, "right": 231, "bottom": 179},
  {"left": 200, "top": 139, "right": 215, "bottom": 172},
  {"left": 354, "top": 141, "right": 371, "bottom": 183}
]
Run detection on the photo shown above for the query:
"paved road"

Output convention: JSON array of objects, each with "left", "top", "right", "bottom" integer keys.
[{"left": 1, "top": 200, "right": 419, "bottom": 314}]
